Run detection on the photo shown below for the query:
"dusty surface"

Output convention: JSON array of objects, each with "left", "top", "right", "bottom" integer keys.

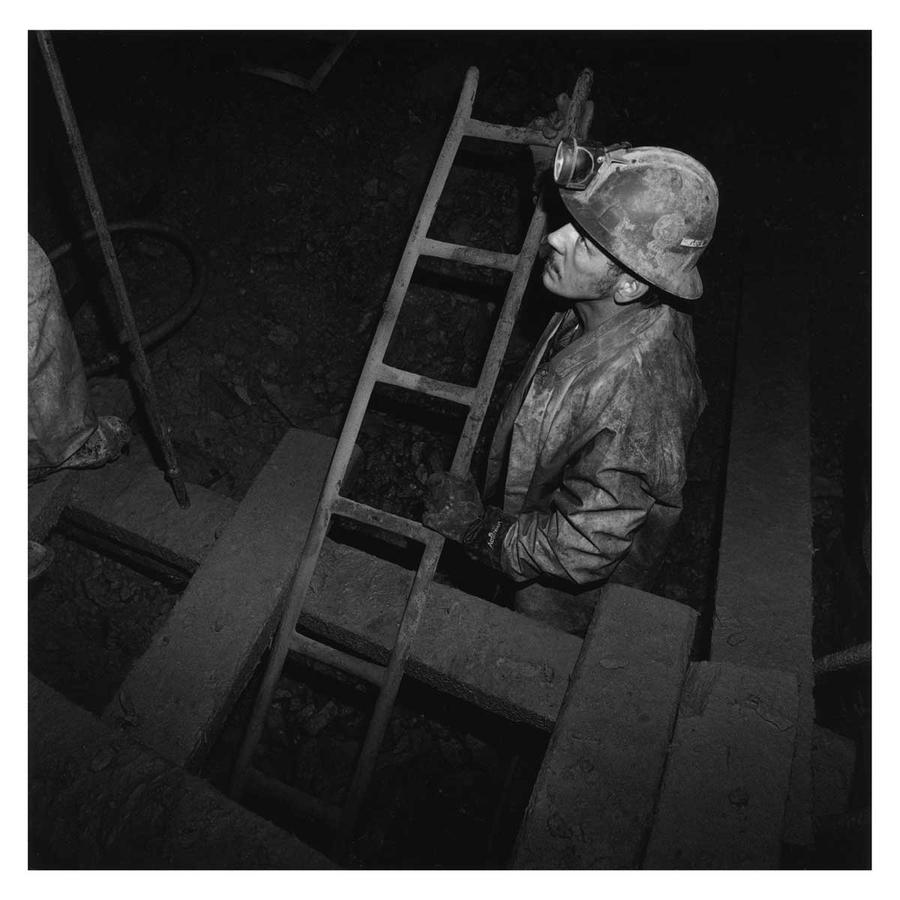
[
  {"left": 513, "top": 586, "right": 695, "bottom": 869},
  {"left": 102, "top": 429, "right": 341, "bottom": 767},
  {"left": 643, "top": 661, "right": 799, "bottom": 869},
  {"left": 28, "top": 32, "right": 870, "bottom": 867},
  {"left": 29, "top": 675, "right": 334, "bottom": 869}
]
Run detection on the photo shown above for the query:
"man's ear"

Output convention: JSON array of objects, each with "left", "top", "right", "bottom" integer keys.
[{"left": 613, "top": 273, "right": 649, "bottom": 305}]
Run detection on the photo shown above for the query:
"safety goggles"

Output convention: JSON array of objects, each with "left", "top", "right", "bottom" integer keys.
[{"left": 553, "top": 138, "right": 633, "bottom": 190}]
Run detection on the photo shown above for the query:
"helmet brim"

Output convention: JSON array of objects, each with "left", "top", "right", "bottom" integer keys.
[{"left": 560, "top": 188, "right": 705, "bottom": 301}]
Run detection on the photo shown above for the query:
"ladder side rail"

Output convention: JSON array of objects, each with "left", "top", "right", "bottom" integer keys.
[
  {"left": 452, "top": 65, "right": 593, "bottom": 473},
  {"left": 465, "top": 64, "right": 592, "bottom": 149},
  {"left": 450, "top": 199, "right": 548, "bottom": 471},
  {"left": 228, "top": 67, "right": 480, "bottom": 800}
]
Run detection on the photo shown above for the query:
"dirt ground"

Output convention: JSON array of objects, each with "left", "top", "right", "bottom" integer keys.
[{"left": 27, "top": 31, "right": 870, "bottom": 868}]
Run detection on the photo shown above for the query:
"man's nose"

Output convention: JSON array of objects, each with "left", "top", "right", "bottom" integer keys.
[{"left": 546, "top": 223, "right": 577, "bottom": 252}]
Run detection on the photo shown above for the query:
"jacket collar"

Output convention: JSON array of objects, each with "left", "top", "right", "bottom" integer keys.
[{"left": 548, "top": 303, "right": 670, "bottom": 378}]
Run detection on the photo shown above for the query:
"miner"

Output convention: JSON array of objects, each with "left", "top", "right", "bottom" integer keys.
[
  {"left": 423, "top": 120, "right": 718, "bottom": 635},
  {"left": 28, "top": 234, "right": 130, "bottom": 579}
]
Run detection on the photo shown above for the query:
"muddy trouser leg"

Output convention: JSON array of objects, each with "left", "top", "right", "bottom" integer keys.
[
  {"left": 512, "top": 579, "right": 601, "bottom": 637},
  {"left": 28, "top": 234, "right": 97, "bottom": 471}
]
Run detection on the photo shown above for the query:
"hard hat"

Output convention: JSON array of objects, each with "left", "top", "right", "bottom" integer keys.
[{"left": 554, "top": 142, "right": 718, "bottom": 300}]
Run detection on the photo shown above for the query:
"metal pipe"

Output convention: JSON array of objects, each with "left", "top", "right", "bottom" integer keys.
[
  {"left": 36, "top": 32, "right": 190, "bottom": 509},
  {"left": 814, "top": 641, "right": 871, "bottom": 677}
]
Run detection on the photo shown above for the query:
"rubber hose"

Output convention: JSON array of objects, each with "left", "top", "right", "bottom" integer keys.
[{"left": 48, "top": 219, "right": 207, "bottom": 376}]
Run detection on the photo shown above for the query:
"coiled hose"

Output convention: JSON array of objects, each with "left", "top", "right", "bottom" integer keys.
[{"left": 48, "top": 219, "right": 207, "bottom": 376}]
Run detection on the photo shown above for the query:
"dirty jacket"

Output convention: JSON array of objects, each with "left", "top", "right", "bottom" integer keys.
[
  {"left": 485, "top": 302, "right": 705, "bottom": 588},
  {"left": 28, "top": 234, "right": 97, "bottom": 469}
]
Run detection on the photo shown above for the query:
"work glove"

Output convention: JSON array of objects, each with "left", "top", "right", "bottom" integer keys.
[
  {"left": 422, "top": 471, "right": 514, "bottom": 570},
  {"left": 528, "top": 92, "right": 596, "bottom": 179}
]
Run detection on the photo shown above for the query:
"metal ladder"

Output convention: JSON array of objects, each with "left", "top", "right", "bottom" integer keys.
[{"left": 230, "top": 65, "right": 594, "bottom": 858}]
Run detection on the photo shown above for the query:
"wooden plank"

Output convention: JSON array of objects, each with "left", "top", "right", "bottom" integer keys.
[
  {"left": 66, "top": 455, "right": 237, "bottom": 574},
  {"left": 302, "top": 539, "right": 583, "bottom": 730},
  {"left": 510, "top": 585, "right": 696, "bottom": 869},
  {"left": 88, "top": 424, "right": 578, "bottom": 759},
  {"left": 711, "top": 270, "right": 814, "bottom": 845},
  {"left": 30, "top": 675, "right": 333, "bottom": 869},
  {"left": 102, "top": 429, "right": 346, "bottom": 766},
  {"left": 643, "top": 661, "right": 798, "bottom": 869}
]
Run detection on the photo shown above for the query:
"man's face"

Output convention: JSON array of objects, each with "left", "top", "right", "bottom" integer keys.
[{"left": 541, "top": 222, "right": 621, "bottom": 300}]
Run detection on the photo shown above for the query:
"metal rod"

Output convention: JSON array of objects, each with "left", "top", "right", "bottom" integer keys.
[
  {"left": 420, "top": 237, "right": 519, "bottom": 272},
  {"left": 377, "top": 362, "right": 476, "bottom": 406},
  {"left": 331, "top": 495, "right": 432, "bottom": 544},
  {"left": 290, "top": 632, "right": 386, "bottom": 686},
  {"left": 36, "top": 32, "right": 190, "bottom": 509},
  {"left": 229, "top": 66, "right": 481, "bottom": 802},
  {"left": 814, "top": 641, "right": 871, "bottom": 677},
  {"left": 451, "top": 192, "right": 549, "bottom": 472}
]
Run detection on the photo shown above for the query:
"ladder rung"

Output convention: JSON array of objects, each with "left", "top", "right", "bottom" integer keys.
[
  {"left": 331, "top": 495, "right": 432, "bottom": 545},
  {"left": 465, "top": 118, "right": 557, "bottom": 147},
  {"left": 290, "top": 630, "right": 387, "bottom": 686},
  {"left": 421, "top": 237, "right": 518, "bottom": 272},
  {"left": 244, "top": 766, "right": 341, "bottom": 831},
  {"left": 377, "top": 362, "right": 475, "bottom": 406}
]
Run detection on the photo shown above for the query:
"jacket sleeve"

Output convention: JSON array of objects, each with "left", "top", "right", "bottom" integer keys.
[{"left": 498, "top": 426, "right": 657, "bottom": 585}]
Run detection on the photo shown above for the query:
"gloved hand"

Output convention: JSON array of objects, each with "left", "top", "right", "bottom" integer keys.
[
  {"left": 422, "top": 471, "right": 514, "bottom": 569},
  {"left": 423, "top": 471, "right": 484, "bottom": 542},
  {"left": 528, "top": 92, "right": 595, "bottom": 176}
]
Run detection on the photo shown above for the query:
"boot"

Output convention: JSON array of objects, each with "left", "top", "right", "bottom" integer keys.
[{"left": 29, "top": 415, "right": 131, "bottom": 484}]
